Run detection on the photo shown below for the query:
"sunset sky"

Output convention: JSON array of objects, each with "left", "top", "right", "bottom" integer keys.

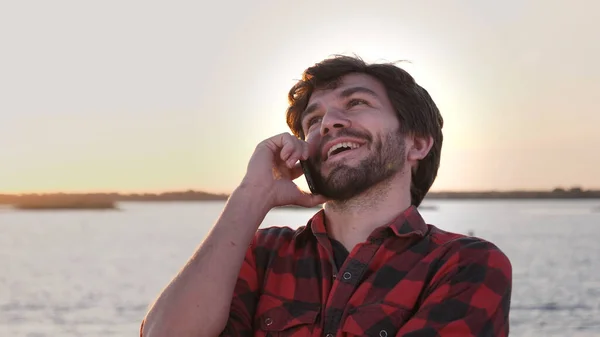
[{"left": 1, "top": 1, "right": 599, "bottom": 194}]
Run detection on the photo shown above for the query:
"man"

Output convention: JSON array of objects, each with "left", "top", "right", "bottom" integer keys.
[{"left": 141, "top": 55, "right": 512, "bottom": 337}]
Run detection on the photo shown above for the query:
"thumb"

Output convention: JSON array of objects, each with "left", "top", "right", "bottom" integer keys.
[{"left": 295, "top": 192, "right": 328, "bottom": 208}]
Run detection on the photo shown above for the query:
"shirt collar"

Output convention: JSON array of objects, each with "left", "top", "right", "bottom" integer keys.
[{"left": 306, "top": 205, "right": 428, "bottom": 239}]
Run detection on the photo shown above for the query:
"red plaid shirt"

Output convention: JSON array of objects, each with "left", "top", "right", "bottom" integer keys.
[
  {"left": 139, "top": 205, "right": 510, "bottom": 336},
  {"left": 218, "top": 205, "right": 512, "bottom": 336}
]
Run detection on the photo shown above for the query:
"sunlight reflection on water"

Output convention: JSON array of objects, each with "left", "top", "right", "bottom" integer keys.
[{"left": 0, "top": 200, "right": 599, "bottom": 336}]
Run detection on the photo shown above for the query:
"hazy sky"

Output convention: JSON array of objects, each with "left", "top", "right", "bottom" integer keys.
[{"left": 1, "top": 1, "right": 599, "bottom": 194}]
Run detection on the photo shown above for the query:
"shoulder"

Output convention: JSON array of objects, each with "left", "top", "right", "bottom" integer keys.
[
  {"left": 429, "top": 225, "right": 510, "bottom": 259},
  {"left": 426, "top": 225, "right": 512, "bottom": 284},
  {"left": 250, "top": 225, "right": 314, "bottom": 269},
  {"left": 253, "top": 225, "right": 312, "bottom": 248}
]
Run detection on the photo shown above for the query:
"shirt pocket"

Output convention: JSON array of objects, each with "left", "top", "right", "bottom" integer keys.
[
  {"left": 341, "top": 302, "right": 411, "bottom": 337},
  {"left": 254, "top": 293, "right": 320, "bottom": 337}
]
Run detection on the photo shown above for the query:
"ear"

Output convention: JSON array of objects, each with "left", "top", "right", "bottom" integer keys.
[{"left": 407, "top": 134, "right": 434, "bottom": 162}]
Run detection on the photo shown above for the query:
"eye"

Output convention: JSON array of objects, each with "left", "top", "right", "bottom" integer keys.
[
  {"left": 303, "top": 116, "right": 321, "bottom": 132},
  {"left": 347, "top": 98, "right": 369, "bottom": 108},
  {"left": 308, "top": 116, "right": 322, "bottom": 129},
  {"left": 308, "top": 116, "right": 321, "bottom": 126}
]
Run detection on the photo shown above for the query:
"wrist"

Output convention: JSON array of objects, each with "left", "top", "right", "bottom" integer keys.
[{"left": 231, "top": 183, "right": 274, "bottom": 215}]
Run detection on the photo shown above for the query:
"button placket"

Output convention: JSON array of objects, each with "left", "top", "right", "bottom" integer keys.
[{"left": 323, "top": 242, "right": 382, "bottom": 336}]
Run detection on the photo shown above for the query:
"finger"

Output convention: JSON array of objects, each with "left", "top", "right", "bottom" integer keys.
[
  {"left": 277, "top": 135, "right": 303, "bottom": 167},
  {"left": 289, "top": 140, "right": 315, "bottom": 167},
  {"left": 289, "top": 163, "right": 305, "bottom": 180},
  {"left": 287, "top": 148, "right": 305, "bottom": 168},
  {"left": 289, "top": 139, "right": 310, "bottom": 166},
  {"left": 302, "top": 141, "right": 310, "bottom": 160},
  {"left": 283, "top": 139, "right": 307, "bottom": 168},
  {"left": 262, "top": 133, "right": 297, "bottom": 157},
  {"left": 280, "top": 142, "right": 294, "bottom": 163},
  {"left": 264, "top": 132, "right": 295, "bottom": 149}
]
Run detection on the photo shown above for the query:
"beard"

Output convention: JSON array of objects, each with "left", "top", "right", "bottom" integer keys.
[{"left": 306, "top": 128, "right": 406, "bottom": 201}]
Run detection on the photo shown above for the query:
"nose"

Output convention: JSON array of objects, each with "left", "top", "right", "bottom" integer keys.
[{"left": 320, "top": 108, "right": 350, "bottom": 136}]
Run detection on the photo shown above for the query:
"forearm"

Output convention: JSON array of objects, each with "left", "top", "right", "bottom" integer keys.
[{"left": 142, "top": 186, "right": 270, "bottom": 337}]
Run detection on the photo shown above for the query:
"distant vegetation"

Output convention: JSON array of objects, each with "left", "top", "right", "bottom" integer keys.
[
  {"left": 0, "top": 190, "right": 229, "bottom": 209},
  {"left": 424, "top": 187, "right": 600, "bottom": 200},
  {"left": 0, "top": 187, "right": 599, "bottom": 208},
  {"left": 7, "top": 194, "right": 117, "bottom": 210},
  {"left": 14, "top": 200, "right": 116, "bottom": 210}
]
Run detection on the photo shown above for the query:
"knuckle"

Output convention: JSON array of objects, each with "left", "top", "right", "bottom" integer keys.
[
  {"left": 257, "top": 139, "right": 268, "bottom": 148},
  {"left": 280, "top": 132, "right": 293, "bottom": 141}
]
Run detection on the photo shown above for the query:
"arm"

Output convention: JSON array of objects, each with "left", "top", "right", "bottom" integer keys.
[
  {"left": 140, "top": 132, "right": 326, "bottom": 337},
  {"left": 140, "top": 187, "right": 269, "bottom": 337},
  {"left": 397, "top": 239, "right": 512, "bottom": 337}
]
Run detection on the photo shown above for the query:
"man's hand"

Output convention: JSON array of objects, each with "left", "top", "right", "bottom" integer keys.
[{"left": 241, "top": 132, "right": 327, "bottom": 208}]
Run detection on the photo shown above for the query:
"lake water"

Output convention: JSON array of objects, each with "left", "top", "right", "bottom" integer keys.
[{"left": 1, "top": 200, "right": 599, "bottom": 337}]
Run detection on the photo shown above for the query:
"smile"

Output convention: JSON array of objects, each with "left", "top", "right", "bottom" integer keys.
[{"left": 326, "top": 142, "right": 363, "bottom": 161}]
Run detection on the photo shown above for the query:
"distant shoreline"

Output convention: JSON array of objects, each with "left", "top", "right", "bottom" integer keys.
[{"left": 1, "top": 188, "right": 599, "bottom": 206}]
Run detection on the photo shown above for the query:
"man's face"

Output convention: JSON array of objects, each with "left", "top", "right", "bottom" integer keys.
[{"left": 300, "top": 73, "right": 407, "bottom": 201}]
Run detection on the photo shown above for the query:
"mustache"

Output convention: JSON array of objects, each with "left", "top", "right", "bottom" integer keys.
[{"left": 314, "top": 129, "right": 372, "bottom": 160}]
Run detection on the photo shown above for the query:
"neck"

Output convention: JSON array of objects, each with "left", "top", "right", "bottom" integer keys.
[{"left": 322, "top": 173, "right": 412, "bottom": 251}]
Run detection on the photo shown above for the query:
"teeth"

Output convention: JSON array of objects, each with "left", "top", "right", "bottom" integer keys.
[{"left": 327, "top": 142, "right": 361, "bottom": 158}]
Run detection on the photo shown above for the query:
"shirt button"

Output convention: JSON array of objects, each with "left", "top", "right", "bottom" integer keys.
[
  {"left": 264, "top": 317, "right": 273, "bottom": 326},
  {"left": 379, "top": 330, "right": 388, "bottom": 337},
  {"left": 343, "top": 272, "right": 352, "bottom": 280}
]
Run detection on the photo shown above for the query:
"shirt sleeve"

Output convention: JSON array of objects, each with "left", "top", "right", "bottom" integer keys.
[
  {"left": 396, "top": 238, "right": 512, "bottom": 337},
  {"left": 218, "top": 235, "right": 261, "bottom": 337}
]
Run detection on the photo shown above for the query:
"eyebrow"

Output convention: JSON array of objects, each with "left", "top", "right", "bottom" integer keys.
[
  {"left": 300, "top": 86, "right": 380, "bottom": 122},
  {"left": 339, "top": 86, "right": 379, "bottom": 99}
]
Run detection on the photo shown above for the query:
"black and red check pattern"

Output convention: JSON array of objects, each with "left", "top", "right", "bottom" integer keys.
[{"left": 225, "top": 205, "right": 512, "bottom": 336}]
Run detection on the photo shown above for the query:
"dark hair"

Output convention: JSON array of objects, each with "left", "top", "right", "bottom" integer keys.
[{"left": 285, "top": 55, "right": 444, "bottom": 206}]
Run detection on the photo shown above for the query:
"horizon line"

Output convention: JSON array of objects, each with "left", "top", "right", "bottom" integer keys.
[{"left": 1, "top": 186, "right": 598, "bottom": 196}]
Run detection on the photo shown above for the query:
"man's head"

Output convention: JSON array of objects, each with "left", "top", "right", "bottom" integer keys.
[{"left": 286, "top": 55, "right": 443, "bottom": 207}]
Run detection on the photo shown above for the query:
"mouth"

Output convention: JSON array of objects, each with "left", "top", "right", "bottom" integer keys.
[{"left": 325, "top": 141, "right": 363, "bottom": 161}]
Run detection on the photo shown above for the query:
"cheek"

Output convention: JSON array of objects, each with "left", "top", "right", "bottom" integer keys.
[
  {"left": 358, "top": 112, "right": 398, "bottom": 132},
  {"left": 369, "top": 123, "right": 398, "bottom": 146},
  {"left": 304, "top": 131, "right": 320, "bottom": 145}
]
